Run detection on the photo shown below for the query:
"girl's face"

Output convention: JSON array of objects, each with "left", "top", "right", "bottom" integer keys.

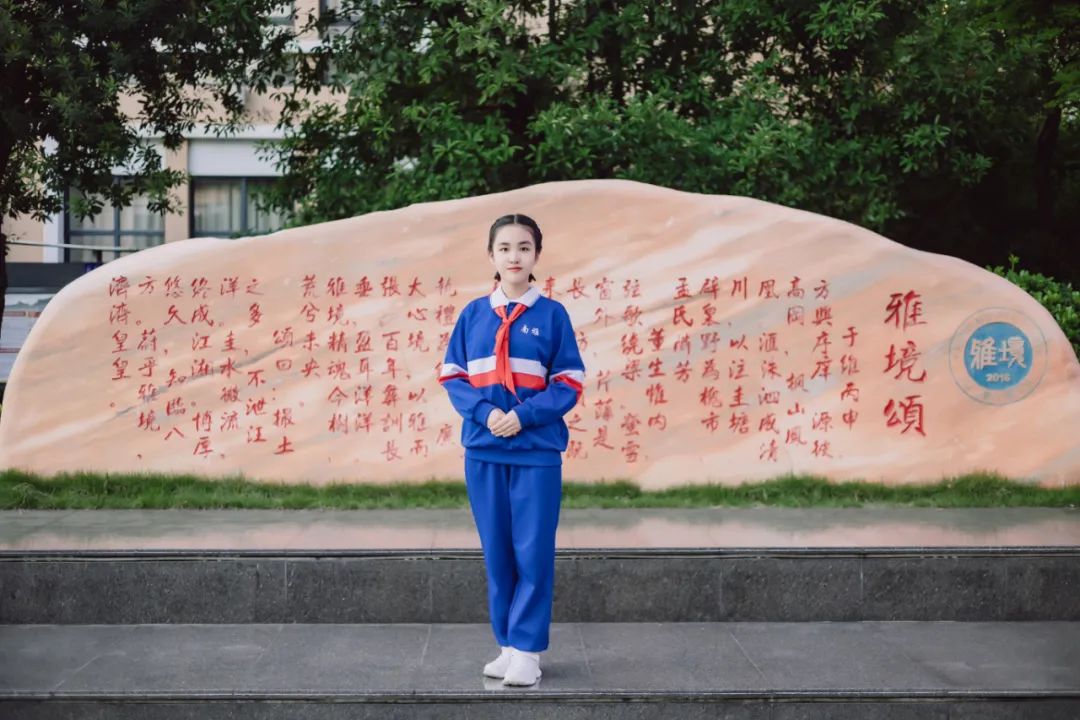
[{"left": 489, "top": 224, "right": 538, "bottom": 283}]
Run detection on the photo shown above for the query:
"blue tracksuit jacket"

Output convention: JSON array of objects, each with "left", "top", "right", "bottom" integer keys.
[{"left": 438, "top": 284, "right": 586, "bottom": 466}]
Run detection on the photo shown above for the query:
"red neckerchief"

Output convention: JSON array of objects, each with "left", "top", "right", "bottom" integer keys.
[{"left": 493, "top": 302, "right": 528, "bottom": 400}]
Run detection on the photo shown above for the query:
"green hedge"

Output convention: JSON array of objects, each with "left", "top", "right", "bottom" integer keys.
[{"left": 986, "top": 254, "right": 1080, "bottom": 361}]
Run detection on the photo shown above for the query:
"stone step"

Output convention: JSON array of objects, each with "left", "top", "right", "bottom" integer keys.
[
  {"left": 2, "top": 621, "right": 1077, "bottom": 719},
  {"left": 3, "top": 546, "right": 1078, "bottom": 624}
]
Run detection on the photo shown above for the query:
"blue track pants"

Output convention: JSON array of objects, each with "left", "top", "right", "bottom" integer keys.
[{"left": 464, "top": 456, "right": 562, "bottom": 652}]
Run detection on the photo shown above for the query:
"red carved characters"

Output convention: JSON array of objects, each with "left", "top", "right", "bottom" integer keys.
[{"left": 110, "top": 270, "right": 928, "bottom": 471}]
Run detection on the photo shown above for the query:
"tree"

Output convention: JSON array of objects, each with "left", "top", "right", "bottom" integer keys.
[
  {"left": 0, "top": 0, "right": 318, "bottom": 340},
  {"left": 265, "top": 0, "right": 1078, "bottom": 283},
  {"left": 976, "top": 0, "right": 1078, "bottom": 240}
]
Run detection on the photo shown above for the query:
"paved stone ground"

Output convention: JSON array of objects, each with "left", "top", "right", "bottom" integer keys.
[
  {"left": 2, "top": 621, "right": 1078, "bottom": 698},
  {"left": 2, "top": 506, "right": 1078, "bottom": 550}
]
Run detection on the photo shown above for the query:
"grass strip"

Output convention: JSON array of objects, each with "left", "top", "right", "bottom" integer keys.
[{"left": 1, "top": 469, "right": 1077, "bottom": 509}]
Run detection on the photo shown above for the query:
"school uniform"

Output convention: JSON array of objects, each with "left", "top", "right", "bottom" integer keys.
[{"left": 438, "top": 283, "right": 585, "bottom": 652}]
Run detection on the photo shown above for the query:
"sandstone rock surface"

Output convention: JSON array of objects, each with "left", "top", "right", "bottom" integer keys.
[{"left": 1, "top": 179, "right": 1077, "bottom": 488}]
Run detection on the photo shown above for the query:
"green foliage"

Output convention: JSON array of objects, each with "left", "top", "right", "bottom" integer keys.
[
  {"left": 2, "top": 0, "right": 1075, "bottom": 283},
  {"left": 987, "top": 254, "right": 1080, "bottom": 360},
  {"left": 979, "top": 0, "right": 1079, "bottom": 112},
  {"left": 263, "top": 0, "right": 1077, "bottom": 283}
]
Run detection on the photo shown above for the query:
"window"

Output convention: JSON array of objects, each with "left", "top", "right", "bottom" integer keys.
[
  {"left": 66, "top": 183, "right": 165, "bottom": 263},
  {"left": 269, "top": 1, "right": 295, "bottom": 25},
  {"left": 191, "top": 178, "right": 287, "bottom": 238},
  {"left": 320, "top": 0, "right": 344, "bottom": 20},
  {"left": 320, "top": 0, "right": 362, "bottom": 26}
]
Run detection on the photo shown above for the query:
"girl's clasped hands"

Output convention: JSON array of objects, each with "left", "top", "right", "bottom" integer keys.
[{"left": 487, "top": 408, "right": 522, "bottom": 437}]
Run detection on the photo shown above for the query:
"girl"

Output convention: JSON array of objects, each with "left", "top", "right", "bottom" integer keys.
[{"left": 438, "top": 213, "right": 586, "bottom": 686}]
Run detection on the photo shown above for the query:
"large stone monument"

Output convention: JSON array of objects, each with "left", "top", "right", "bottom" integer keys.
[{"left": 1, "top": 179, "right": 1077, "bottom": 488}]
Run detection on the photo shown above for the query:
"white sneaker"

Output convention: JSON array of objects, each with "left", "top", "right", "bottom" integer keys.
[
  {"left": 501, "top": 648, "right": 542, "bottom": 686},
  {"left": 482, "top": 645, "right": 513, "bottom": 678}
]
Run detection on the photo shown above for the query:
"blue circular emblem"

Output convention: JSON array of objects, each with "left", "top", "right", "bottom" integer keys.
[
  {"left": 962, "top": 321, "right": 1032, "bottom": 390},
  {"left": 949, "top": 308, "right": 1046, "bottom": 405}
]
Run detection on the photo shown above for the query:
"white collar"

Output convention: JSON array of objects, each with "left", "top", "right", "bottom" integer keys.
[{"left": 489, "top": 284, "right": 541, "bottom": 309}]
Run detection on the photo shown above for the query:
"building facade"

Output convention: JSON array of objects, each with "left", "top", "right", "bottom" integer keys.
[{"left": 5, "top": 0, "right": 351, "bottom": 267}]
